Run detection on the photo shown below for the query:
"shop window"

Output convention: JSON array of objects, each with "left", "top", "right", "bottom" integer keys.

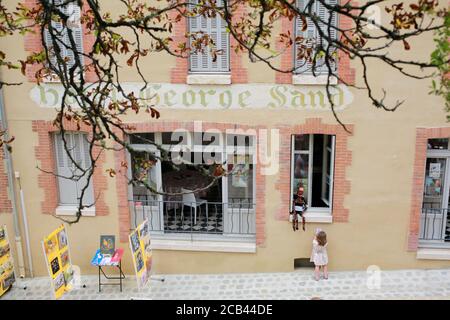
[
  {"left": 420, "top": 139, "right": 450, "bottom": 244},
  {"left": 290, "top": 134, "right": 335, "bottom": 212},
  {"left": 129, "top": 133, "right": 155, "bottom": 145}
]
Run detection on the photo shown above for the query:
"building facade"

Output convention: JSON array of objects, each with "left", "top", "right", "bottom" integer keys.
[{"left": 0, "top": 0, "right": 450, "bottom": 278}]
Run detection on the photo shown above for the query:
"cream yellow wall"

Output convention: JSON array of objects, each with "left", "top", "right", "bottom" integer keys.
[{"left": 0, "top": 0, "right": 449, "bottom": 277}]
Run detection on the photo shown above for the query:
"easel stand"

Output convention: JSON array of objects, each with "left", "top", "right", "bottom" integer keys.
[
  {"left": 150, "top": 275, "right": 165, "bottom": 282},
  {"left": 98, "top": 261, "right": 126, "bottom": 292}
]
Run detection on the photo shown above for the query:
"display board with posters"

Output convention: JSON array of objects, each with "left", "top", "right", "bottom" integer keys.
[
  {"left": 129, "top": 219, "right": 153, "bottom": 290},
  {"left": 42, "top": 225, "right": 74, "bottom": 299},
  {"left": 0, "top": 225, "right": 15, "bottom": 297}
]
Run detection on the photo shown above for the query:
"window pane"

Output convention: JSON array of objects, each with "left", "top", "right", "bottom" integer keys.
[
  {"left": 293, "top": 153, "right": 309, "bottom": 204},
  {"left": 228, "top": 154, "right": 253, "bottom": 208},
  {"left": 294, "top": 134, "right": 309, "bottom": 151},
  {"left": 162, "top": 152, "right": 221, "bottom": 203},
  {"left": 227, "top": 134, "right": 253, "bottom": 147},
  {"left": 193, "top": 132, "right": 221, "bottom": 146},
  {"left": 129, "top": 133, "right": 155, "bottom": 144},
  {"left": 131, "top": 151, "right": 158, "bottom": 202},
  {"left": 428, "top": 138, "right": 449, "bottom": 150},
  {"left": 162, "top": 131, "right": 188, "bottom": 145},
  {"left": 422, "top": 157, "right": 446, "bottom": 209}
]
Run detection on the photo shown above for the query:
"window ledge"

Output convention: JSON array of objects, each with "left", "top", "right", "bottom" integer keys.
[
  {"left": 187, "top": 74, "right": 231, "bottom": 85},
  {"left": 303, "top": 212, "right": 332, "bottom": 223},
  {"left": 55, "top": 206, "right": 96, "bottom": 217},
  {"left": 150, "top": 238, "right": 256, "bottom": 253},
  {"left": 292, "top": 74, "right": 338, "bottom": 86},
  {"left": 416, "top": 248, "right": 450, "bottom": 260}
]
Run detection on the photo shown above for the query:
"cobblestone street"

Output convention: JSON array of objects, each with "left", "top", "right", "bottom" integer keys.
[{"left": 2, "top": 268, "right": 450, "bottom": 300}]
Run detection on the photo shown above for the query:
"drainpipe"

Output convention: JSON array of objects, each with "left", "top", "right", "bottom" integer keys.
[
  {"left": 16, "top": 172, "right": 33, "bottom": 278},
  {"left": 0, "top": 88, "right": 26, "bottom": 278}
]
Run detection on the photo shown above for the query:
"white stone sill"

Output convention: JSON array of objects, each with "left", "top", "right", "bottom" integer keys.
[
  {"left": 292, "top": 74, "right": 338, "bottom": 85},
  {"left": 150, "top": 238, "right": 256, "bottom": 253},
  {"left": 187, "top": 73, "right": 231, "bottom": 85},
  {"left": 416, "top": 248, "right": 450, "bottom": 260},
  {"left": 303, "top": 211, "right": 333, "bottom": 223},
  {"left": 55, "top": 206, "right": 96, "bottom": 217}
]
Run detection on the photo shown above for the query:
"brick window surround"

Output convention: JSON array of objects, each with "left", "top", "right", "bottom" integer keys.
[
  {"left": 275, "top": 118, "right": 353, "bottom": 222},
  {"left": 32, "top": 120, "right": 108, "bottom": 216},
  {"left": 0, "top": 150, "right": 12, "bottom": 214},
  {"left": 275, "top": 0, "right": 356, "bottom": 84},
  {"left": 23, "top": 0, "right": 97, "bottom": 83},
  {"left": 408, "top": 127, "right": 450, "bottom": 251},
  {"left": 114, "top": 121, "right": 265, "bottom": 244},
  {"left": 170, "top": 4, "right": 248, "bottom": 84}
]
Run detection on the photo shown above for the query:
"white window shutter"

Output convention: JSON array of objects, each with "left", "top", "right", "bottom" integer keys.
[
  {"left": 64, "top": 2, "right": 84, "bottom": 70},
  {"left": 189, "top": 0, "right": 229, "bottom": 72},
  {"left": 218, "top": 1, "right": 229, "bottom": 72},
  {"left": 44, "top": 27, "right": 57, "bottom": 69},
  {"left": 55, "top": 133, "right": 78, "bottom": 205},
  {"left": 316, "top": 0, "right": 337, "bottom": 73},
  {"left": 46, "top": 0, "right": 83, "bottom": 71},
  {"left": 295, "top": 0, "right": 338, "bottom": 74},
  {"left": 294, "top": 0, "right": 315, "bottom": 74},
  {"left": 54, "top": 132, "right": 94, "bottom": 206},
  {"left": 74, "top": 133, "right": 94, "bottom": 204}
]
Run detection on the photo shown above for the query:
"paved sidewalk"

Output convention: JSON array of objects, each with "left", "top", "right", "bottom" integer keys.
[{"left": 2, "top": 268, "right": 450, "bottom": 300}]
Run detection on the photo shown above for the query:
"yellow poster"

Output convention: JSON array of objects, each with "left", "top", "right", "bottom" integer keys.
[
  {"left": 42, "top": 225, "right": 74, "bottom": 299},
  {"left": 129, "top": 219, "right": 152, "bottom": 289},
  {"left": 0, "top": 225, "right": 15, "bottom": 297}
]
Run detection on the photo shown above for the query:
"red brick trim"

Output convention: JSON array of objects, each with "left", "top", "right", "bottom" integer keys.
[
  {"left": 115, "top": 121, "right": 265, "bottom": 245},
  {"left": 169, "top": 9, "right": 188, "bottom": 84},
  {"left": 23, "top": 0, "right": 97, "bottom": 82},
  {"left": 0, "top": 150, "right": 12, "bottom": 214},
  {"left": 274, "top": 118, "right": 353, "bottom": 222},
  {"left": 275, "top": 14, "right": 294, "bottom": 84},
  {"left": 408, "top": 127, "right": 450, "bottom": 251},
  {"left": 32, "top": 120, "right": 108, "bottom": 216},
  {"left": 230, "top": 4, "right": 248, "bottom": 83},
  {"left": 275, "top": 0, "right": 356, "bottom": 85}
]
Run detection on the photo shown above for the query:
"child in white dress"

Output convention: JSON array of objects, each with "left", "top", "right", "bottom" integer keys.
[{"left": 310, "top": 229, "right": 328, "bottom": 281}]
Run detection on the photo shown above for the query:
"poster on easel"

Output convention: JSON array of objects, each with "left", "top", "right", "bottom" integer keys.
[
  {"left": 0, "top": 225, "right": 15, "bottom": 297},
  {"left": 42, "top": 225, "right": 74, "bottom": 299},
  {"left": 129, "top": 219, "right": 152, "bottom": 290}
]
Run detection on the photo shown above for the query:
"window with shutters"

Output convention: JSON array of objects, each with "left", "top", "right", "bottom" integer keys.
[
  {"left": 188, "top": 0, "right": 230, "bottom": 73},
  {"left": 44, "top": 0, "right": 84, "bottom": 76},
  {"left": 54, "top": 132, "right": 95, "bottom": 215},
  {"left": 294, "top": 0, "right": 338, "bottom": 75}
]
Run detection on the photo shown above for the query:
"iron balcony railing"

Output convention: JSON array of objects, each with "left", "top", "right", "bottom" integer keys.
[
  {"left": 419, "top": 207, "right": 450, "bottom": 242},
  {"left": 129, "top": 198, "right": 256, "bottom": 236}
]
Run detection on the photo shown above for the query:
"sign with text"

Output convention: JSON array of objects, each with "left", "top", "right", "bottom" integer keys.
[
  {"left": 0, "top": 225, "right": 15, "bottom": 297},
  {"left": 129, "top": 219, "right": 153, "bottom": 290},
  {"left": 30, "top": 83, "right": 354, "bottom": 111},
  {"left": 42, "top": 225, "right": 74, "bottom": 299}
]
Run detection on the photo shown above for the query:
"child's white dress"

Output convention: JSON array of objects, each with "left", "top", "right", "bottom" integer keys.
[{"left": 310, "top": 239, "right": 328, "bottom": 266}]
